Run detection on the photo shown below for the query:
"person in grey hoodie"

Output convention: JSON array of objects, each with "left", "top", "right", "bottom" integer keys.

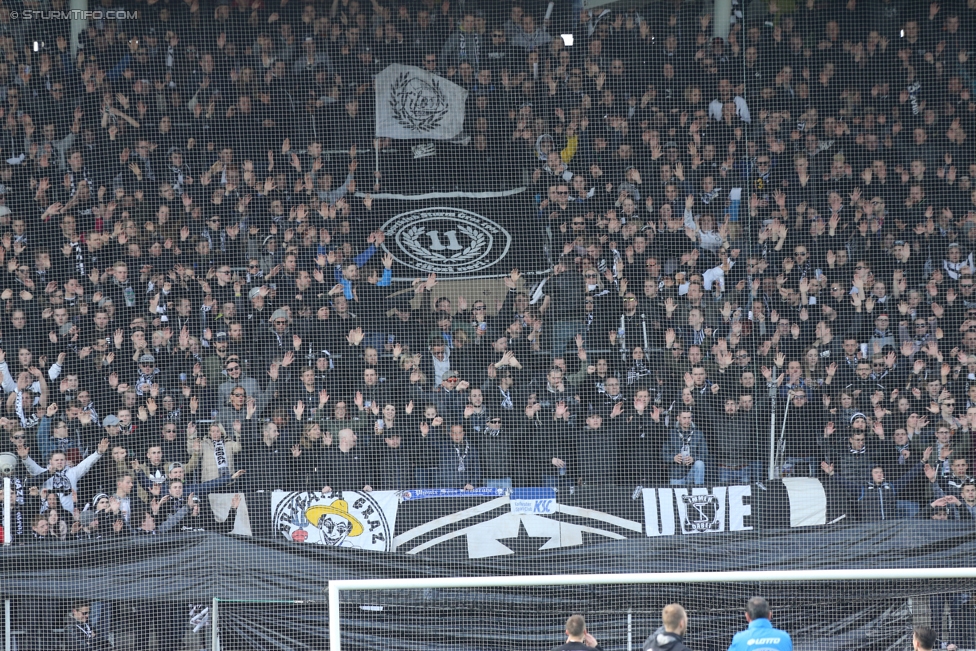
[{"left": 643, "top": 603, "right": 694, "bottom": 651}]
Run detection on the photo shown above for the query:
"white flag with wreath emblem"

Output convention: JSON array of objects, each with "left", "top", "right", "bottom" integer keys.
[{"left": 375, "top": 64, "right": 468, "bottom": 140}]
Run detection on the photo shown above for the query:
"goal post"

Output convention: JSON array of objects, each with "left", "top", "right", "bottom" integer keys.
[{"left": 328, "top": 568, "right": 976, "bottom": 651}]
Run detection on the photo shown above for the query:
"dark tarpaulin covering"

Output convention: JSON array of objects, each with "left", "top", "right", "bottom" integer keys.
[{"left": 2, "top": 521, "right": 976, "bottom": 651}]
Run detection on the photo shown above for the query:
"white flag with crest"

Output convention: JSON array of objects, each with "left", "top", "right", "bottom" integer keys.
[{"left": 375, "top": 64, "right": 468, "bottom": 140}]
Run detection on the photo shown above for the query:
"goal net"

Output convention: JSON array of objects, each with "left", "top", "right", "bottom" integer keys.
[{"left": 326, "top": 571, "right": 976, "bottom": 651}]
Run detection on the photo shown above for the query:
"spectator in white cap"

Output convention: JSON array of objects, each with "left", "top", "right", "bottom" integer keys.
[
  {"left": 134, "top": 353, "right": 161, "bottom": 397},
  {"left": 263, "top": 308, "right": 294, "bottom": 366},
  {"left": 245, "top": 286, "right": 273, "bottom": 339}
]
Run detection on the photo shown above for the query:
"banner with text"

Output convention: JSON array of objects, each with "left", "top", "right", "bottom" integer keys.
[
  {"left": 642, "top": 480, "right": 827, "bottom": 537},
  {"left": 267, "top": 481, "right": 829, "bottom": 559},
  {"left": 271, "top": 490, "right": 399, "bottom": 551}
]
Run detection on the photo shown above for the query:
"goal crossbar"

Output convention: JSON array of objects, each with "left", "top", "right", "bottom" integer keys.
[{"left": 327, "top": 568, "right": 976, "bottom": 651}]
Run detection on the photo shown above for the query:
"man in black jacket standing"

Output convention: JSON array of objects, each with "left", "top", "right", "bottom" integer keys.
[
  {"left": 242, "top": 421, "right": 290, "bottom": 492},
  {"left": 551, "top": 614, "right": 603, "bottom": 651},
  {"left": 331, "top": 428, "right": 374, "bottom": 492},
  {"left": 643, "top": 603, "right": 694, "bottom": 651},
  {"left": 64, "top": 601, "right": 109, "bottom": 651}
]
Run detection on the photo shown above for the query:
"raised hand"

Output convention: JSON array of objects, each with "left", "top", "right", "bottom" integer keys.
[{"left": 347, "top": 327, "right": 365, "bottom": 346}]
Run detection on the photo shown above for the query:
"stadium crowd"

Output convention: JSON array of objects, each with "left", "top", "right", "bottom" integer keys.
[{"left": 0, "top": 0, "right": 975, "bottom": 553}]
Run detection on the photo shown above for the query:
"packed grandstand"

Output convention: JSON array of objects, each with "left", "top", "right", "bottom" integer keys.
[{"left": 1, "top": 0, "right": 976, "bottom": 649}]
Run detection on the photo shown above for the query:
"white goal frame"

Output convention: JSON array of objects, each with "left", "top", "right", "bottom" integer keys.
[{"left": 327, "top": 568, "right": 976, "bottom": 651}]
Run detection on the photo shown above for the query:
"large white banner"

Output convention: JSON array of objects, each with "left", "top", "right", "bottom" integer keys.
[
  {"left": 271, "top": 491, "right": 399, "bottom": 552},
  {"left": 375, "top": 64, "right": 468, "bottom": 140},
  {"left": 642, "top": 486, "right": 754, "bottom": 536},
  {"left": 393, "top": 488, "right": 643, "bottom": 559}
]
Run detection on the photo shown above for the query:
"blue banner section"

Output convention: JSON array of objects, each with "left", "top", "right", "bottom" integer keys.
[{"left": 400, "top": 487, "right": 506, "bottom": 501}]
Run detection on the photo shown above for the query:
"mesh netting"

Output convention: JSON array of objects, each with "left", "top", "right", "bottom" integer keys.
[
  {"left": 328, "top": 578, "right": 976, "bottom": 651},
  {"left": 1, "top": 0, "right": 976, "bottom": 649}
]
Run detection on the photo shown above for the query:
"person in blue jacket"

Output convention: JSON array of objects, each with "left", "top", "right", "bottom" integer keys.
[{"left": 728, "top": 597, "right": 792, "bottom": 651}]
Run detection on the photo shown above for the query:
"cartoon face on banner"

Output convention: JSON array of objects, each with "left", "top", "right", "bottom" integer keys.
[
  {"left": 272, "top": 491, "right": 395, "bottom": 551},
  {"left": 381, "top": 207, "right": 512, "bottom": 275}
]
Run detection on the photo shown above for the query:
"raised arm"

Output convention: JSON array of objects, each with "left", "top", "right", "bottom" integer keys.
[
  {"left": 67, "top": 440, "right": 108, "bottom": 481},
  {"left": 0, "top": 351, "right": 18, "bottom": 393},
  {"left": 157, "top": 503, "right": 190, "bottom": 534}
]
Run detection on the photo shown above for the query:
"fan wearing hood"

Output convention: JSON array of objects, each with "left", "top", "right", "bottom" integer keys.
[
  {"left": 643, "top": 603, "right": 693, "bottom": 651},
  {"left": 536, "top": 132, "right": 580, "bottom": 175}
]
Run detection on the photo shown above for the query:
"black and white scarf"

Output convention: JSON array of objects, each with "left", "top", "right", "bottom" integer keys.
[
  {"left": 895, "top": 442, "right": 910, "bottom": 464},
  {"left": 49, "top": 470, "right": 72, "bottom": 495},
  {"left": 71, "top": 622, "right": 95, "bottom": 642},
  {"left": 170, "top": 163, "right": 191, "bottom": 195},
  {"left": 67, "top": 166, "right": 94, "bottom": 199},
  {"left": 498, "top": 386, "right": 513, "bottom": 410},
  {"left": 457, "top": 31, "right": 479, "bottom": 65},
  {"left": 136, "top": 369, "right": 158, "bottom": 397},
  {"left": 15, "top": 390, "right": 39, "bottom": 429},
  {"left": 213, "top": 438, "right": 229, "bottom": 475},
  {"left": 700, "top": 186, "right": 722, "bottom": 205},
  {"left": 453, "top": 442, "right": 470, "bottom": 473},
  {"left": 136, "top": 155, "right": 156, "bottom": 182},
  {"left": 627, "top": 359, "right": 652, "bottom": 385},
  {"left": 65, "top": 239, "right": 85, "bottom": 276}
]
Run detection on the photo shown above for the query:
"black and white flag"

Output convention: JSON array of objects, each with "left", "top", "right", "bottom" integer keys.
[
  {"left": 375, "top": 64, "right": 468, "bottom": 140},
  {"left": 363, "top": 188, "right": 550, "bottom": 280}
]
